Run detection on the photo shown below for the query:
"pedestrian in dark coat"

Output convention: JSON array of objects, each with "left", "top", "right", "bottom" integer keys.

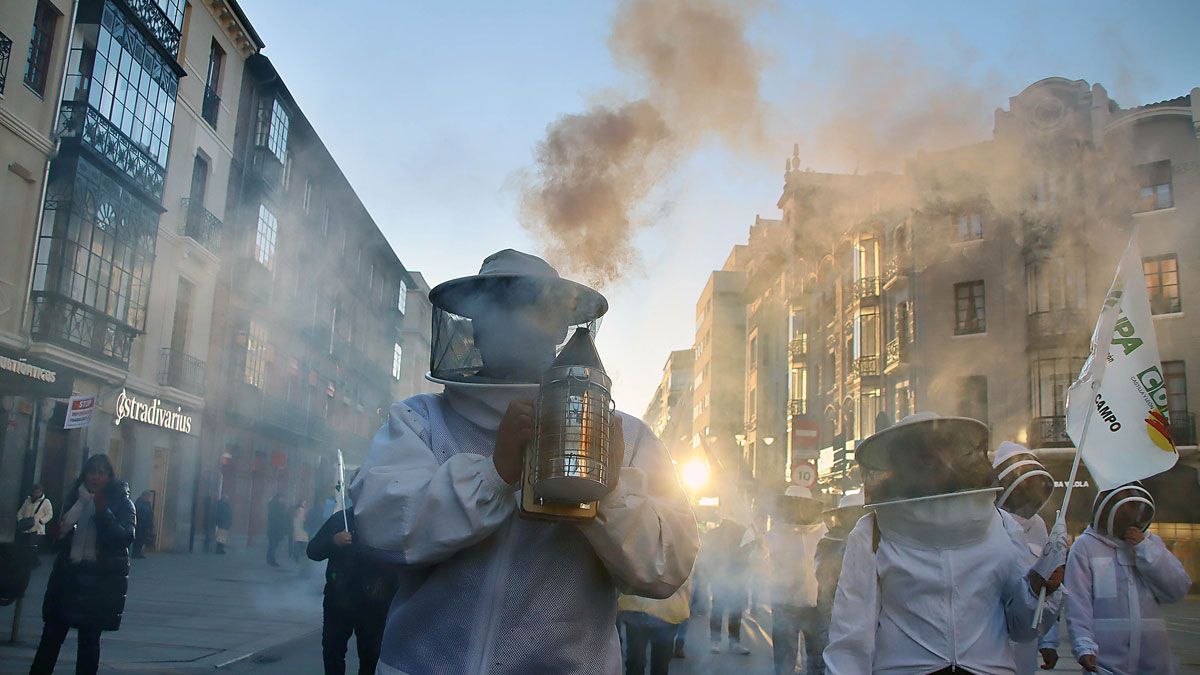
[
  {"left": 307, "top": 510, "right": 397, "bottom": 675},
  {"left": 30, "top": 454, "right": 136, "bottom": 675},
  {"left": 131, "top": 491, "right": 155, "bottom": 558},
  {"left": 266, "top": 493, "right": 288, "bottom": 567},
  {"left": 214, "top": 496, "right": 233, "bottom": 554}
]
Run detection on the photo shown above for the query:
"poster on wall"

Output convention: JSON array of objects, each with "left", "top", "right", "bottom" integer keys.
[{"left": 63, "top": 394, "right": 96, "bottom": 429}]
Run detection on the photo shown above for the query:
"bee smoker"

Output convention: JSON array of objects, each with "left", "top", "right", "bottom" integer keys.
[{"left": 520, "top": 327, "right": 617, "bottom": 521}]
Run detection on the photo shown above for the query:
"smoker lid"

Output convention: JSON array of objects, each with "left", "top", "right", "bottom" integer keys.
[
  {"left": 551, "top": 327, "right": 606, "bottom": 370},
  {"left": 430, "top": 249, "right": 608, "bottom": 325}
]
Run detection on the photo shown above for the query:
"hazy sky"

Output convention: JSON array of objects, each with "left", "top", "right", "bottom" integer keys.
[{"left": 240, "top": 0, "right": 1199, "bottom": 415}]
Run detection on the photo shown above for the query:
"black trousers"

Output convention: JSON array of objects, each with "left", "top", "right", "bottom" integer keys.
[
  {"left": 29, "top": 619, "right": 101, "bottom": 675},
  {"left": 624, "top": 623, "right": 675, "bottom": 675},
  {"left": 267, "top": 535, "right": 284, "bottom": 563},
  {"left": 771, "top": 604, "right": 823, "bottom": 675},
  {"left": 322, "top": 605, "right": 385, "bottom": 675},
  {"left": 131, "top": 539, "right": 148, "bottom": 557},
  {"left": 709, "top": 597, "right": 743, "bottom": 642}
]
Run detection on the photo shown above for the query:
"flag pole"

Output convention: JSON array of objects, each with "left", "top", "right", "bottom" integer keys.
[
  {"left": 1031, "top": 378, "right": 1098, "bottom": 628},
  {"left": 336, "top": 449, "right": 349, "bottom": 532}
]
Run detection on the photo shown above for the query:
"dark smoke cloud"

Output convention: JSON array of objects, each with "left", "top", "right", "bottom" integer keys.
[{"left": 519, "top": 0, "right": 766, "bottom": 286}]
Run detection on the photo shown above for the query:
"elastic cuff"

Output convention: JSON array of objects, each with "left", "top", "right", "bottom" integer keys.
[{"left": 480, "top": 457, "right": 519, "bottom": 495}]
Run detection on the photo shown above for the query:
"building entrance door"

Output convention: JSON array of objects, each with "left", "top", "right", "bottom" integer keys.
[{"left": 150, "top": 447, "right": 170, "bottom": 549}]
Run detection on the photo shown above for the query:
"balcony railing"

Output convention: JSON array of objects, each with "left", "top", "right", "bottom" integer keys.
[
  {"left": 179, "top": 198, "right": 222, "bottom": 253},
  {"left": 157, "top": 348, "right": 206, "bottom": 396},
  {"left": 30, "top": 293, "right": 138, "bottom": 366},
  {"left": 202, "top": 84, "right": 220, "bottom": 127},
  {"left": 1027, "top": 309, "right": 1088, "bottom": 346},
  {"left": 789, "top": 335, "right": 808, "bottom": 359},
  {"left": 117, "top": 0, "right": 182, "bottom": 57},
  {"left": 850, "top": 277, "right": 880, "bottom": 303},
  {"left": 885, "top": 338, "right": 909, "bottom": 370},
  {"left": 1171, "top": 412, "right": 1196, "bottom": 447},
  {"left": 852, "top": 355, "right": 880, "bottom": 377},
  {"left": 0, "top": 31, "right": 12, "bottom": 95},
  {"left": 235, "top": 257, "right": 272, "bottom": 302},
  {"left": 58, "top": 101, "right": 166, "bottom": 199},
  {"left": 883, "top": 255, "right": 908, "bottom": 287},
  {"left": 1030, "top": 416, "right": 1072, "bottom": 448}
]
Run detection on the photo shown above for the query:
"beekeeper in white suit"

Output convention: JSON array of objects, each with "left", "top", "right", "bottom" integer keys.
[
  {"left": 1066, "top": 482, "right": 1190, "bottom": 674},
  {"left": 824, "top": 413, "right": 1066, "bottom": 675},
  {"left": 992, "top": 441, "right": 1063, "bottom": 672},
  {"left": 349, "top": 250, "right": 698, "bottom": 675}
]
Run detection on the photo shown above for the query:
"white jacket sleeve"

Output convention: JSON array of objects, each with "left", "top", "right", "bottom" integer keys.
[
  {"left": 349, "top": 401, "right": 517, "bottom": 566},
  {"left": 578, "top": 413, "right": 698, "bottom": 600},
  {"left": 1134, "top": 534, "right": 1192, "bottom": 604},
  {"left": 823, "top": 516, "right": 878, "bottom": 675}
]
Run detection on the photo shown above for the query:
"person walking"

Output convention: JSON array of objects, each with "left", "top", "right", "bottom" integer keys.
[
  {"left": 619, "top": 577, "right": 692, "bottom": 675},
  {"left": 813, "top": 492, "right": 865, "bottom": 675},
  {"left": 765, "top": 486, "right": 826, "bottom": 675},
  {"left": 349, "top": 250, "right": 697, "bottom": 673},
  {"left": 702, "top": 517, "right": 755, "bottom": 655},
  {"left": 214, "top": 495, "right": 232, "bottom": 554},
  {"left": 29, "top": 454, "right": 136, "bottom": 675},
  {"left": 824, "top": 413, "right": 1066, "bottom": 674},
  {"left": 291, "top": 500, "right": 308, "bottom": 562},
  {"left": 266, "top": 492, "right": 288, "bottom": 567},
  {"left": 1066, "top": 482, "right": 1191, "bottom": 674},
  {"left": 308, "top": 509, "right": 397, "bottom": 675},
  {"left": 16, "top": 484, "right": 54, "bottom": 557},
  {"left": 131, "top": 491, "right": 155, "bottom": 559}
]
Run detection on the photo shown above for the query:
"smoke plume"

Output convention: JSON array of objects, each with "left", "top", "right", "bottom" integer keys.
[{"left": 520, "top": 0, "right": 767, "bottom": 286}]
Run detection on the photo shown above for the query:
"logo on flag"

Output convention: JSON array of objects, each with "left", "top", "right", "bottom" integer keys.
[{"left": 1065, "top": 232, "right": 1178, "bottom": 491}]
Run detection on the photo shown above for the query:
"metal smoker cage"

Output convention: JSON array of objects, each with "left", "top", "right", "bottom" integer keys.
[{"left": 530, "top": 365, "right": 616, "bottom": 503}]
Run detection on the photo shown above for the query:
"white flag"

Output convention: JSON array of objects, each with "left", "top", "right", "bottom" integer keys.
[
  {"left": 335, "top": 449, "right": 347, "bottom": 514},
  {"left": 1066, "top": 233, "right": 1178, "bottom": 491}
]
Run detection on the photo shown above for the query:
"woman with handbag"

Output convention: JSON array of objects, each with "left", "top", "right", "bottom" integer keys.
[{"left": 29, "top": 454, "right": 136, "bottom": 675}]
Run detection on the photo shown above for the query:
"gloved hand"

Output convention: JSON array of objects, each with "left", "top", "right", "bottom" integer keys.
[{"left": 1033, "top": 519, "right": 1069, "bottom": 581}]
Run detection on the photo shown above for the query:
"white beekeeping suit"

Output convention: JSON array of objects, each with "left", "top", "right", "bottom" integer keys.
[
  {"left": 824, "top": 413, "right": 1065, "bottom": 675},
  {"left": 992, "top": 441, "right": 1061, "bottom": 673},
  {"left": 349, "top": 250, "right": 698, "bottom": 675},
  {"left": 1066, "top": 483, "right": 1191, "bottom": 674}
]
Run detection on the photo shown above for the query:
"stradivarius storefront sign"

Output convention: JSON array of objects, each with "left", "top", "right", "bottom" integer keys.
[{"left": 114, "top": 389, "right": 193, "bottom": 434}]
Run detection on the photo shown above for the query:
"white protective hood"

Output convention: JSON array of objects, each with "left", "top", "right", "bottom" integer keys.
[{"left": 873, "top": 487, "right": 1002, "bottom": 549}]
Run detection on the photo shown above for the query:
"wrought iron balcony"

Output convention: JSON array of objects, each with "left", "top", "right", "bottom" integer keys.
[
  {"left": 227, "top": 382, "right": 322, "bottom": 442},
  {"left": 30, "top": 293, "right": 138, "bottom": 367},
  {"left": 1026, "top": 309, "right": 1089, "bottom": 349},
  {"left": 58, "top": 101, "right": 166, "bottom": 200},
  {"left": 179, "top": 198, "right": 222, "bottom": 254},
  {"left": 202, "top": 84, "right": 220, "bottom": 127},
  {"left": 852, "top": 355, "right": 880, "bottom": 378},
  {"left": 849, "top": 277, "right": 881, "bottom": 305},
  {"left": 883, "top": 255, "right": 909, "bottom": 288},
  {"left": 885, "top": 337, "right": 909, "bottom": 371},
  {"left": 1029, "top": 416, "right": 1072, "bottom": 448},
  {"left": 1171, "top": 412, "right": 1196, "bottom": 447},
  {"left": 0, "top": 31, "right": 12, "bottom": 95},
  {"left": 235, "top": 256, "right": 272, "bottom": 302},
  {"left": 116, "top": 0, "right": 182, "bottom": 57},
  {"left": 789, "top": 335, "right": 808, "bottom": 359},
  {"left": 157, "top": 348, "right": 206, "bottom": 396}
]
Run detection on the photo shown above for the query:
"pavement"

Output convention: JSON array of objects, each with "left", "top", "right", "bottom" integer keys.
[
  {"left": 2, "top": 546, "right": 1198, "bottom": 674},
  {"left": 0, "top": 546, "right": 324, "bottom": 674}
]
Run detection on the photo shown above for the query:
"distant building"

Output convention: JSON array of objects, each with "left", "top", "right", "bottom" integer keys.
[{"left": 643, "top": 348, "right": 694, "bottom": 457}]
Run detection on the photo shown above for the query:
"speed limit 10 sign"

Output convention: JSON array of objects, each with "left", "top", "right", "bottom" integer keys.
[{"left": 793, "top": 461, "right": 817, "bottom": 489}]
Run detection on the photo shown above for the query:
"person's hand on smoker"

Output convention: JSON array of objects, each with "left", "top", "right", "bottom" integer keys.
[
  {"left": 494, "top": 399, "right": 534, "bottom": 485},
  {"left": 1123, "top": 526, "right": 1145, "bottom": 546},
  {"left": 1079, "top": 653, "right": 1098, "bottom": 672},
  {"left": 334, "top": 531, "right": 353, "bottom": 547},
  {"left": 1039, "top": 647, "right": 1058, "bottom": 669}
]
